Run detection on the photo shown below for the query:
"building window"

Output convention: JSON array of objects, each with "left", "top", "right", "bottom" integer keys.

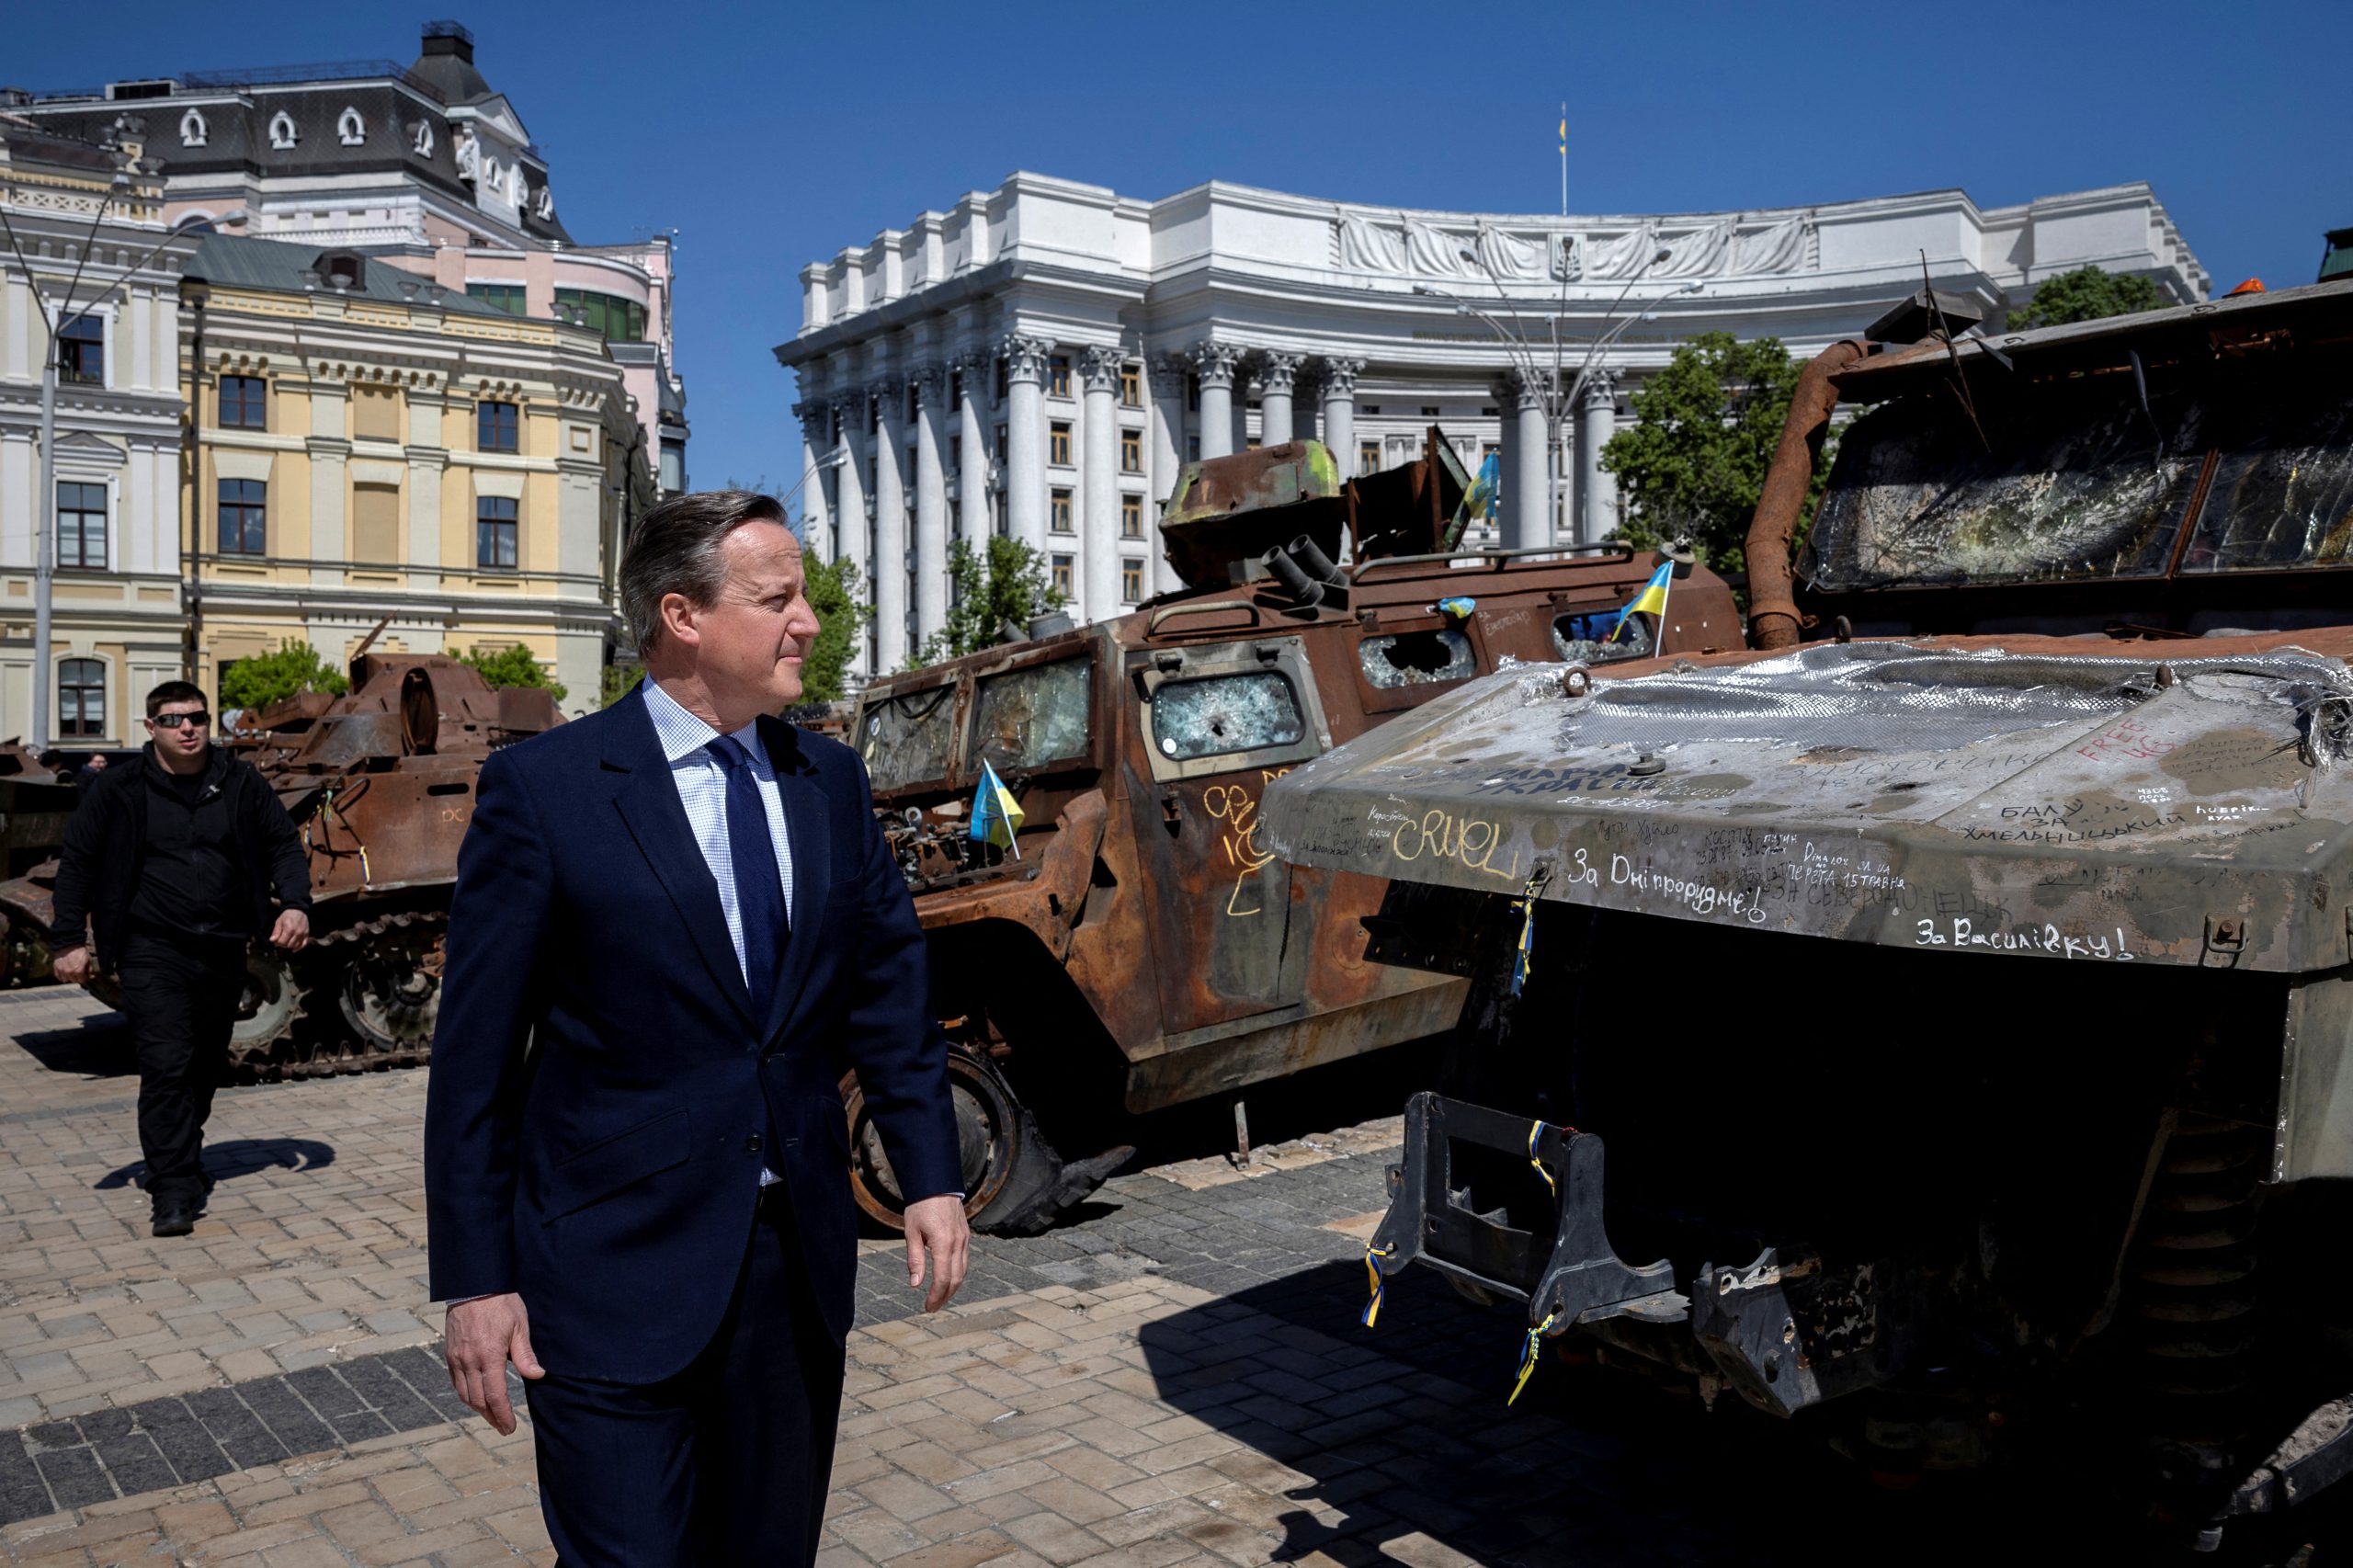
[
  {"left": 995, "top": 424, "right": 1008, "bottom": 463},
  {"left": 1051, "top": 553, "right": 1074, "bottom": 598},
  {"left": 56, "top": 482, "right": 106, "bottom": 570},
  {"left": 1121, "top": 558, "right": 1143, "bottom": 603},
  {"left": 1050, "top": 488, "right": 1074, "bottom": 533},
  {"left": 1050, "top": 421, "right": 1072, "bottom": 466},
  {"left": 949, "top": 368, "right": 963, "bottom": 405},
  {"left": 1481, "top": 406, "right": 1498, "bottom": 418},
  {"left": 1363, "top": 404, "right": 1381, "bottom": 415},
  {"left": 477, "top": 400, "right": 519, "bottom": 453},
  {"left": 553, "top": 288, "right": 645, "bottom": 342},
  {"left": 477, "top": 495, "right": 519, "bottom": 568},
  {"left": 466, "top": 282, "right": 528, "bottom": 316},
  {"left": 1188, "top": 436, "right": 1200, "bottom": 462},
  {"left": 1120, "top": 429, "right": 1142, "bottom": 473},
  {"left": 1120, "top": 494, "right": 1143, "bottom": 540},
  {"left": 868, "top": 455, "right": 878, "bottom": 494},
  {"left": 1358, "top": 440, "right": 1381, "bottom": 473},
  {"left": 659, "top": 439, "right": 685, "bottom": 494},
  {"left": 1420, "top": 406, "right": 1439, "bottom": 417},
  {"left": 57, "top": 659, "right": 105, "bottom": 740},
  {"left": 57, "top": 316, "right": 104, "bottom": 385},
  {"left": 1187, "top": 376, "right": 1199, "bottom": 413},
  {"left": 995, "top": 358, "right": 1008, "bottom": 401},
  {"left": 1048, "top": 354, "right": 1071, "bottom": 399},
  {"left": 905, "top": 383, "right": 919, "bottom": 425},
  {"left": 218, "top": 479, "right": 267, "bottom": 555},
  {"left": 219, "top": 375, "right": 267, "bottom": 430},
  {"left": 1120, "top": 364, "right": 1142, "bottom": 408},
  {"left": 1246, "top": 437, "right": 1261, "bottom": 451}
]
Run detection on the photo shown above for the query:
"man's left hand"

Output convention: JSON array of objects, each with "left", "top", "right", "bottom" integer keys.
[
  {"left": 903, "top": 1194, "right": 970, "bottom": 1313},
  {"left": 270, "top": 909, "right": 311, "bottom": 953}
]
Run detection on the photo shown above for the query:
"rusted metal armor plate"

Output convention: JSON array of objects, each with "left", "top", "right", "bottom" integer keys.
[{"left": 1263, "top": 638, "right": 2353, "bottom": 973}]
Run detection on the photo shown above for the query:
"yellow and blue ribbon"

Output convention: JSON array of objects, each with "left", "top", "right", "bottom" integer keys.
[
  {"left": 1508, "top": 1311, "right": 1560, "bottom": 1405},
  {"left": 1507, "top": 869, "right": 1548, "bottom": 997},
  {"left": 1359, "top": 1242, "right": 1396, "bottom": 1327},
  {"left": 1527, "top": 1120, "right": 1558, "bottom": 1198}
]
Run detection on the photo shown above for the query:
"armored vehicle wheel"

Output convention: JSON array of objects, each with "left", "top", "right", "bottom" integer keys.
[
  {"left": 225, "top": 947, "right": 304, "bottom": 1076},
  {"left": 334, "top": 915, "right": 445, "bottom": 1054}
]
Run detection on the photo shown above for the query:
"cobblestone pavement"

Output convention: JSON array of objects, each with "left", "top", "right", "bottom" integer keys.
[{"left": 3, "top": 988, "right": 2108, "bottom": 1566}]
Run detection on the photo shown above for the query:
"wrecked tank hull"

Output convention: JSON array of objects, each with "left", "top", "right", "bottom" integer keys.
[
  {"left": 1263, "top": 280, "right": 2353, "bottom": 1544},
  {"left": 853, "top": 433, "right": 1744, "bottom": 1234}
]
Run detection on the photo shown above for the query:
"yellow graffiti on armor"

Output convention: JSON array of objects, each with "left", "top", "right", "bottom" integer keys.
[
  {"left": 1389, "top": 808, "right": 1523, "bottom": 881},
  {"left": 1203, "top": 770, "right": 1291, "bottom": 916}
]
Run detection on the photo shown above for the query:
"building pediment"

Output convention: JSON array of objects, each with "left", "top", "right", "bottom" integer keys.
[
  {"left": 451, "top": 97, "right": 531, "bottom": 154},
  {"left": 49, "top": 429, "right": 126, "bottom": 467}
]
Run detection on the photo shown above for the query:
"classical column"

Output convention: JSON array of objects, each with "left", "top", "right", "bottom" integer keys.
[
  {"left": 833, "top": 387, "right": 871, "bottom": 677},
  {"left": 1256, "top": 351, "right": 1302, "bottom": 447},
  {"left": 1000, "top": 334, "right": 1051, "bottom": 552},
  {"left": 1191, "top": 341, "right": 1242, "bottom": 460},
  {"left": 1575, "top": 369, "right": 1619, "bottom": 546},
  {"left": 1147, "top": 354, "right": 1188, "bottom": 594},
  {"left": 1079, "top": 346, "right": 1122, "bottom": 622},
  {"left": 911, "top": 366, "right": 949, "bottom": 647},
  {"left": 792, "top": 396, "right": 831, "bottom": 561},
  {"left": 871, "top": 376, "right": 909, "bottom": 671},
  {"left": 1320, "top": 358, "right": 1365, "bottom": 478},
  {"left": 1504, "top": 369, "right": 1550, "bottom": 551},
  {"left": 956, "top": 347, "right": 990, "bottom": 548}
]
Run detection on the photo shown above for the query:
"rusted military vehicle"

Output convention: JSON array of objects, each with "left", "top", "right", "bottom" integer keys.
[
  {"left": 1260, "top": 278, "right": 2353, "bottom": 1547},
  {"left": 0, "top": 744, "right": 82, "bottom": 985},
  {"left": 0, "top": 648, "right": 560, "bottom": 1076},
  {"left": 850, "top": 433, "right": 1740, "bottom": 1233}
]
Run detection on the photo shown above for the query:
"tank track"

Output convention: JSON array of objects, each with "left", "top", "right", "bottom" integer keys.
[{"left": 227, "top": 911, "right": 445, "bottom": 1082}]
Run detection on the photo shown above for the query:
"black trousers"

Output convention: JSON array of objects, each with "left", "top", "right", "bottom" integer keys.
[
  {"left": 524, "top": 1187, "right": 846, "bottom": 1567},
  {"left": 116, "top": 928, "right": 246, "bottom": 1207}
]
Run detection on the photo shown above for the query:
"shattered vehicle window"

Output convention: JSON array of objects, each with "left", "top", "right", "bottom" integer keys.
[
  {"left": 1359, "top": 628, "right": 1477, "bottom": 688},
  {"left": 1803, "top": 381, "right": 2208, "bottom": 590},
  {"left": 1552, "top": 609, "right": 1654, "bottom": 664},
  {"left": 1151, "top": 672, "right": 1305, "bottom": 761},
  {"left": 2179, "top": 382, "right": 2353, "bottom": 573},
  {"left": 857, "top": 683, "right": 956, "bottom": 790},
  {"left": 971, "top": 659, "right": 1091, "bottom": 775}
]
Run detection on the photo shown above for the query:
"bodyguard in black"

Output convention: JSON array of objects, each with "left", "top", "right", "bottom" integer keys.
[{"left": 48, "top": 681, "right": 313, "bottom": 1236}]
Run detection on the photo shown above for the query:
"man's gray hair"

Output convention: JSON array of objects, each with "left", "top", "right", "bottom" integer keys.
[{"left": 619, "top": 489, "right": 790, "bottom": 653}]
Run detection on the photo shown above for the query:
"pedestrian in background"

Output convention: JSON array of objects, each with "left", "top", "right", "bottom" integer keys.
[{"left": 48, "top": 681, "right": 313, "bottom": 1237}]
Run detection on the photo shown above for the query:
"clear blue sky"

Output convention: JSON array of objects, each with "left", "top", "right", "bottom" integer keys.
[{"left": 12, "top": 1, "right": 2347, "bottom": 496}]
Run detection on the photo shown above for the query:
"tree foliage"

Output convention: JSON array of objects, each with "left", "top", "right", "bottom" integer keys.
[
  {"left": 220, "top": 642, "right": 347, "bottom": 712},
  {"left": 801, "top": 553, "right": 868, "bottom": 704},
  {"left": 459, "top": 644, "right": 567, "bottom": 705},
  {"left": 1600, "top": 332, "right": 1826, "bottom": 575},
  {"left": 2007, "top": 266, "right": 2168, "bottom": 332},
  {"left": 598, "top": 664, "right": 646, "bottom": 709},
  {"left": 912, "top": 538, "right": 1067, "bottom": 668}
]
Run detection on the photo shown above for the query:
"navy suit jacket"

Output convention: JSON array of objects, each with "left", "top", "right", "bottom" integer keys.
[{"left": 423, "top": 687, "right": 961, "bottom": 1384}]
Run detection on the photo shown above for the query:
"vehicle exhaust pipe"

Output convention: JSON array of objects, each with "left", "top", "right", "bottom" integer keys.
[{"left": 1745, "top": 339, "right": 1869, "bottom": 651}]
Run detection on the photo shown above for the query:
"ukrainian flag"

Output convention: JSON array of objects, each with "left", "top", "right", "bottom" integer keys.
[
  {"left": 1449, "top": 450, "right": 1500, "bottom": 545},
  {"left": 969, "top": 759, "right": 1025, "bottom": 857},
  {"left": 1608, "top": 561, "right": 1675, "bottom": 642}
]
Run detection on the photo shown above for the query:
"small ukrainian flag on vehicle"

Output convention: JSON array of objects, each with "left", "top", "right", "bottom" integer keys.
[
  {"left": 1608, "top": 561, "right": 1676, "bottom": 643},
  {"left": 969, "top": 759, "right": 1025, "bottom": 858}
]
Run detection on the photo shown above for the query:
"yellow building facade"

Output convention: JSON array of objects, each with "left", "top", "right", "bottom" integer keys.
[{"left": 181, "top": 234, "right": 653, "bottom": 712}]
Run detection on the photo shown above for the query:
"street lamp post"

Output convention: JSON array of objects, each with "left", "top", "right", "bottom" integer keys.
[{"left": 0, "top": 197, "right": 236, "bottom": 748}]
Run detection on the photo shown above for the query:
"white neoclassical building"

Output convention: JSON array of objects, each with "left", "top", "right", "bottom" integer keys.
[{"left": 777, "top": 173, "right": 2208, "bottom": 675}]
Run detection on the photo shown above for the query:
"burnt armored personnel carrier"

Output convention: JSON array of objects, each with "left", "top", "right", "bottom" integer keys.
[
  {"left": 0, "top": 647, "right": 561, "bottom": 1076},
  {"left": 849, "top": 434, "right": 1740, "bottom": 1233},
  {"left": 1261, "top": 280, "right": 2353, "bottom": 1544}
]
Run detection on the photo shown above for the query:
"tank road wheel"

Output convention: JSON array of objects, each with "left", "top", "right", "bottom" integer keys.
[
  {"left": 223, "top": 946, "right": 306, "bottom": 1081},
  {"left": 843, "top": 1050, "right": 1024, "bottom": 1232},
  {"left": 337, "top": 920, "right": 445, "bottom": 1056}
]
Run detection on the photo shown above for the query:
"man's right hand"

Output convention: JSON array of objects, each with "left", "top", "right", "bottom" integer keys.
[
  {"left": 51, "top": 946, "right": 92, "bottom": 986},
  {"left": 442, "top": 1293, "right": 545, "bottom": 1435}
]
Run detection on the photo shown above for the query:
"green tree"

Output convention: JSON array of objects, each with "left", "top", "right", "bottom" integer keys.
[
  {"left": 1601, "top": 332, "right": 1826, "bottom": 574},
  {"left": 220, "top": 641, "right": 348, "bottom": 712},
  {"left": 458, "top": 644, "right": 567, "bottom": 705},
  {"left": 911, "top": 538, "right": 1067, "bottom": 668},
  {"left": 801, "top": 553, "right": 868, "bottom": 704},
  {"left": 598, "top": 663, "right": 646, "bottom": 709},
  {"left": 2007, "top": 266, "right": 2168, "bottom": 332}
]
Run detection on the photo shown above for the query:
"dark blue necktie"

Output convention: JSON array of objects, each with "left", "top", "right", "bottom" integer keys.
[{"left": 709, "top": 733, "right": 787, "bottom": 1020}]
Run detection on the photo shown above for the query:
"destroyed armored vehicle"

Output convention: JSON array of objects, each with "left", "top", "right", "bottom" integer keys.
[
  {"left": 850, "top": 433, "right": 1739, "bottom": 1233},
  {"left": 0, "top": 642, "right": 562, "bottom": 1076},
  {"left": 1262, "top": 279, "right": 2353, "bottom": 1545}
]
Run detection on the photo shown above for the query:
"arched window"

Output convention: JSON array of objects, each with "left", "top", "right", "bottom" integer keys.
[
  {"left": 179, "top": 108, "right": 208, "bottom": 147},
  {"left": 58, "top": 659, "right": 105, "bottom": 739},
  {"left": 411, "top": 119, "right": 435, "bottom": 158},
  {"left": 267, "top": 110, "right": 297, "bottom": 150},
  {"left": 336, "top": 107, "right": 365, "bottom": 146}
]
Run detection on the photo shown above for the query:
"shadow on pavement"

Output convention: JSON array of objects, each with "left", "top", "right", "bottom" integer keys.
[
  {"left": 1136, "top": 1260, "right": 2137, "bottom": 1567},
  {"left": 9, "top": 1007, "right": 131, "bottom": 1077},
  {"left": 94, "top": 1137, "right": 337, "bottom": 1190}
]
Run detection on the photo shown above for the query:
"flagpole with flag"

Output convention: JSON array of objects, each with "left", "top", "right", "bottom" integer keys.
[
  {"left": 1607, "top": 559, "right": 1676, "bottom": 647},
  {"left": 1559, "top": 103, "right": 1568, "bottom": 217}
]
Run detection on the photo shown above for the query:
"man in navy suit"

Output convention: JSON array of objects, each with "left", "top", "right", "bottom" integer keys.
[{"left": 425, "top": 489, "right": 968, "bottom": 1564}]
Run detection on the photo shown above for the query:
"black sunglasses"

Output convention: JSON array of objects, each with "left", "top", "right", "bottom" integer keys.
[{"left": 148, "top": 711, "right": 211, "bottom": 730}]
